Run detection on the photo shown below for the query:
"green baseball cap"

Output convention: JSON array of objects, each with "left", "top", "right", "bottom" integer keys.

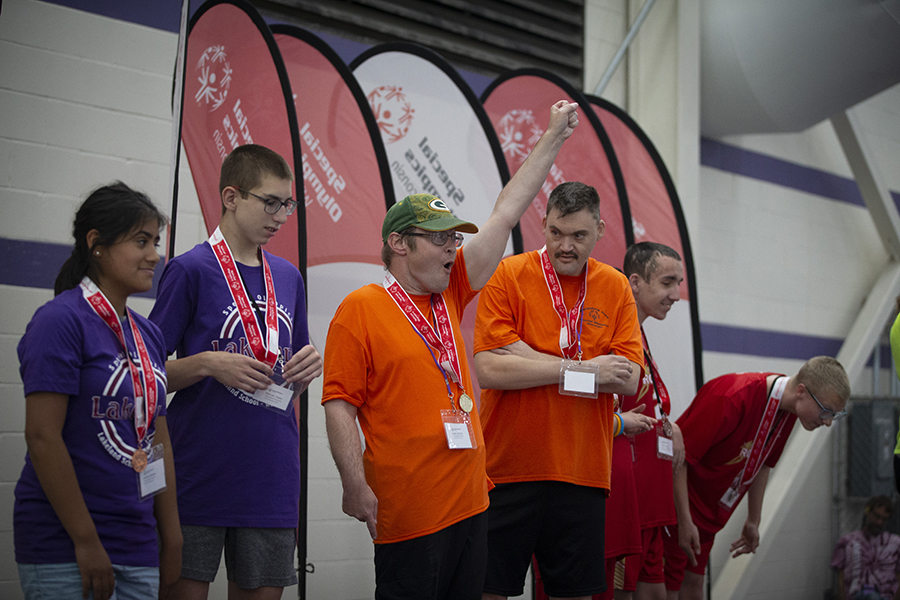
[{"left": 381, "top": 194, "right": 478, "bottom": 242}]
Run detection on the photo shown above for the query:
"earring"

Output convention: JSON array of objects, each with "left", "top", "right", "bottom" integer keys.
[{"left": 94, "top": 251, "right": 100, "bottom": 256}]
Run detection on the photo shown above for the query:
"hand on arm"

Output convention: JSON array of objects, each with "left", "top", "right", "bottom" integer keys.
[
  {"left": 730, "top": 465, "right": 769, "bottom": 558},
  {"left": 152, "top": 417, "right": 182, "bottom": 600},
  {"left": 620, "top": 403, "right": 655, "bottom": 435},
  {"left": 474, "top": 340, "right": 564, "bottom": 390},
  {"left": 282, "top": 344, "right": 323, "bottom": 393},
  {"left": 587, "top": 354, "right": 640, "bottom": 395},
  {"left": 25, "top": 393, "right": 116, "bottom": 600},
  {"left": 464, "top": 101, "right": 579, "bottom": 289},
  {"left": 164, "top": 352, "right": 273, "bottom": 394},
  {"left": 324, "top": 400, "right": 378, "bottom": 540},
  {"left": 673, "top": 460, "right": 700, "bottom": 567}
]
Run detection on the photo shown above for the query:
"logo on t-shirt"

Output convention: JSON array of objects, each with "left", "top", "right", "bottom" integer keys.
[
  {"left": 93, "top": 352, "right": 165, "bottom": 468},
  {"left": 725, "top": 440, "right": 754, "bottom": 466},
  {"left": 582, "top": 307, "right": 610, "bottom": 329}
]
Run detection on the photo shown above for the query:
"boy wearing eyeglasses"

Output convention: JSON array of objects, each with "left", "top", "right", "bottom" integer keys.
[
  {"left": 662, "top": 356, "right": 851, "bottom": 600},
  {"left": 149, "top": 144, "right": 323, "bottom": 599}
]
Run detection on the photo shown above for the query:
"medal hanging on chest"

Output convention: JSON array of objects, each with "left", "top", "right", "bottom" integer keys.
[
  {"left": 383, "top": 273, "right": 477, "bottom": 449},
  {"left": 80, "top": 278, "right": 167, "bottom": 499},
  {"left": 209, "top": 229, "right": 294, "bottom": 414},
  {"left": 540, "top": 248, "right": 601, "bottom": 398},
  {"left": 643, "top": 330, "right": 674, "bottom": 460}
]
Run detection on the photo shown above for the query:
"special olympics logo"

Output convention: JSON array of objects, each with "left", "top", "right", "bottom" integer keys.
[
  {"left": 195, "top": 45, "right": 232, "bottom": 111},
  {"left": 497, "top": 109, "right": 544, "bottom": 162},
  {"left": 368, "top": 85, "right": 414, "bottom": 144}
]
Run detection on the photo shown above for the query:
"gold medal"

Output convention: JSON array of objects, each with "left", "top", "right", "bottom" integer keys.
[
  {"left": 132, "top": 448, "right": 148, "bottom": 473},
  {"left": 459, "top": 393, "right": 474, "bottom": 413}
]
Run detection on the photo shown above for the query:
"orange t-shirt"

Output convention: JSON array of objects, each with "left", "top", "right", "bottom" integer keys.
[
  {"left": 474, "top": 251, "right": 642, "bottom": 489},
  {"left": 321, "top": 249, "right": 489, "bottom": 543}
]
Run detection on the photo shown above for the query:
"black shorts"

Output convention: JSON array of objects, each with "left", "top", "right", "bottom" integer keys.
[
  {"left": 374, "top": 511, "right": 488, "bottom": 600},
  {"left": 484, "top": 481, "right": 606, "bottom": 598}
]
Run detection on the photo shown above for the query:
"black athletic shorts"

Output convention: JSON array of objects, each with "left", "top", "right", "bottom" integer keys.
[{"left": 483, "top": 481, "right": 606, "bottom": 598}]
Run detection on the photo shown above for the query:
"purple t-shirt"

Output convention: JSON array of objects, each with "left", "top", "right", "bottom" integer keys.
[
  {"left": 148, "top": 242, "right": 308, "bottom": 528},
  {"left": 15, "top": 287, "right": 168, "bottom": 566},
  {"left": 831, "top": 529, "right": 900, "bottom": 597}
]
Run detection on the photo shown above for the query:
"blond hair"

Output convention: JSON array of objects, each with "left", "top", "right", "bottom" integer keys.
[{"left": 796, "top": 356, "right": 851, "bottom": 403}]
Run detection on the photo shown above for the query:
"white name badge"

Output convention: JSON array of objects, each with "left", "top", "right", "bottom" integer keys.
[
  {"left": 252, "top": 383, "right": 294, "bottom": 412},
  {"left": 251, "top": 359, "right": 295, "bottom": 414},
  {"left": 559, "top": 360, "right": 600, "bottom": 398},
  {"left": 656, "top": 421, "right": 674, "bottom": 460},
  {"left": 138, "top": 443, "right": 167, "bottom": 501},
  {"left": 441, "top": 410, "right": 476, "bottom": 449}
]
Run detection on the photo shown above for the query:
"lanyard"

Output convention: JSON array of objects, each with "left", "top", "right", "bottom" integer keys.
[
  {"left": 209, "top": 227, "right": 279, "bottom": 367},
  {"left": 383, "top": 272, "right": 463, "bottom": 385},
  {"left": 738, "top": 376, "right": 788, "bottom": 489},
  {"left": 80, "top": 277, "right": 157, "bottom": 446},
  {"left": 642, "top": 327, "right": 671, "bottom": 418},
  {"left": 539, "top": 247, "right": 587, "bottom": 359}
]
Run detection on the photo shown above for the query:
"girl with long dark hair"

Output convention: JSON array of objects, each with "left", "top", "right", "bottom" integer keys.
[{"left": 15, "top": 182, "right": 181, "bottom": 599}]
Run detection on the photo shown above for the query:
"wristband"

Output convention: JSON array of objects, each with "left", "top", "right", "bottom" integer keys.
[{"left": 614, "top": 412, "right": 623, "bottom": 437}]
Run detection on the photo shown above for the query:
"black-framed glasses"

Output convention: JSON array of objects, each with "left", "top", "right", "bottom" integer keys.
[
  {"left": 808, "top": 387, "right": 847, "bottom": 421},
  {"left": 406, "top": 231, "right": 464, "bottom": 248},
  {"left": 237, "top": 187, "right": 298, "bottom": 216}
]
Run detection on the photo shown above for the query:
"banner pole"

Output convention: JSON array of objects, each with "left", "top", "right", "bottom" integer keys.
[{"left": 167, "top": 0, "right": 191, "bottom": 260}]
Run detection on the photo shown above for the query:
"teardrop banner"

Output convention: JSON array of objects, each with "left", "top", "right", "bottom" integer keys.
[
  {"left": 351, "top": 42, "right": 510, "bottom": 402},
  {"left": 588, "top": 95, "right": 703, "bottom": 413},
  {"left": 182, "top": 0, "right": 304, "bottom": 268},
  {"left": 481, "top": 69, "right": 632, "bottom": 269},
  {"left": 273, "top": 25, "right": 395, "bottom": 350}
]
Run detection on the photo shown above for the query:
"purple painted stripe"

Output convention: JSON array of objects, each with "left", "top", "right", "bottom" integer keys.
[
  {"left": 700, "top": 322, "right": 843, "bottom": 360},
  {"left": 700, "top": 137, "right": 866, "bottom": 206},
  {"left": 0, "top": 238, "right": 162, "bottom": 298},
  {"left": 4, "top": 238, "right": 891, "bottom": 364}
]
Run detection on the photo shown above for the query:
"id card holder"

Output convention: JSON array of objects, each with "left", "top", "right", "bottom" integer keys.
[
  {"left": 252, "top": 358, "right": 295, "bottom": 416},
  {"left": 441, "top": 410, "right": 476, "bottom": 449},
  {"left": 559, "top": 360, "right": 600, "bottom": 398},
  {"left": 719, "top": 475, "right": 742, "bottom": 510},
  {"left": 655, "top": 420, "right": 674, "bottom": 461},
  {"left": 138, "top": 443, "right": 167, "bottom": 501}
]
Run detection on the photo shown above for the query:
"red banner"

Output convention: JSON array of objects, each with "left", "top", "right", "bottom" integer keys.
[
  {"left": 588, "top": 95, "right": 703, "bottom": 413},
  {"left": 482, "top": 71, "right": 631, "bottom": 269},
  {"left": 272, "top": 25, "right": 395, "bottom": 349},
  {"left": 182, "top": 0, "right": 302, "bottom": 266}
]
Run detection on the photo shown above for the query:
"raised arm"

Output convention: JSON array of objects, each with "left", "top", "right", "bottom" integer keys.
[
  {"left": 324, "top": 399, "right": 378, "bottom": 540},
  {"left": 464, "top": 101, "right": 579, "bottom": 290}
]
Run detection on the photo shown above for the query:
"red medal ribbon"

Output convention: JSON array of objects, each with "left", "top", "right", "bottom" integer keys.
[
  {"left": 539, "top": 247, "right": 587, "bottom": 359},
  {"left": 209, "top": 227, "right": 279, "bottom": 367},
  {"left": 642, "top": 327, "right": 671, "bottom": 417},
  {"left": 383, "top": 272, "right": 463, "bottom": 384},
  {"left": 80, "top": 277, "right": 158, "bottom": 446},
  {"left": 721, "top": 376, "right": 788, "bottom": 507}
]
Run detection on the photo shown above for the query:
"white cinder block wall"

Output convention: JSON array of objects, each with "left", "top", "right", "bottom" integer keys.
[{"left": 3, "top": 0, "right": 900, "bottom": 598}]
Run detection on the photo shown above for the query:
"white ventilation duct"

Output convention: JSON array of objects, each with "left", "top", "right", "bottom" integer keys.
[{"left": 701, "top": 0, "right": 900, "bottom": 136}]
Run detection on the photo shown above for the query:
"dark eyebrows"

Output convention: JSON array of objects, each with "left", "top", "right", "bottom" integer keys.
[{"left": 131, "top": 229, "right": 161, "bottom": 241}]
